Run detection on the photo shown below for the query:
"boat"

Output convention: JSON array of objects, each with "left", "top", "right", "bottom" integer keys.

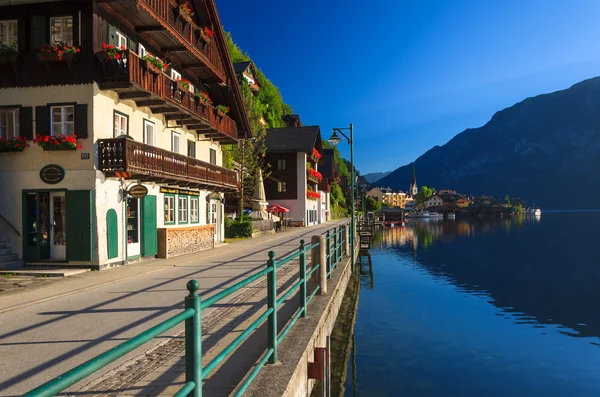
[
  {"left": 405, "top": 211, "right": 444, "bottom": 219},
  {"left": 533, "top": 208, "right": 541, "bottom": 216},
  {"left": 446, "top": 213, "right": 456, "bottom": 219}
]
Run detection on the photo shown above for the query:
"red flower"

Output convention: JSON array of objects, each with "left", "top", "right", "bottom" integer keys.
[
  {"left": 76, "top": 145, "right": 82, "bottom": 149},
  {"left": 76, "top": 48, "right": 80, "bottom": 53}
]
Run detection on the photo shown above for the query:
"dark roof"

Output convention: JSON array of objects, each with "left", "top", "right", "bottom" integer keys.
[
  {"left": 265, "top": 126, "right": 322, "bottom": 153},
  {"left": 233, "top": 61, "right": 252, "bottom": 74},
  {"left": 319, "top": 149, "right": 335, "bottom": 179}
]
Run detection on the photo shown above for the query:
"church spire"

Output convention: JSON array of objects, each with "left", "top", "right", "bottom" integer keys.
[
  {"left": 411, "top": 163, "right": 417, "bottom": 185},
  {"left": 409, "top": 163, "right": 418, "bottom": 195}
]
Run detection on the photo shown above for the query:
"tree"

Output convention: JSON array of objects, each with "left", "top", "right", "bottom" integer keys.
[
  {"left": 415, "top": 186, "right": 435, "bottom": 204},
  {"left": 505, "top": 194, "right": 512, "bottom": 207},
  {"left": 365, "top": 197, "right": 382, "bottom": 212}
]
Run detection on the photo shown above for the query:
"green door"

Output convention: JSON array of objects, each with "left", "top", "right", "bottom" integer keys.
[
  {"left": 66, "top": 190, "right": 94, "bottom": 261},
  {"left": 141, "top": 195, "right": 157, "bottom": 257},
  {"left": 106, "top": 209, "right": 118, "bottom": 259}
]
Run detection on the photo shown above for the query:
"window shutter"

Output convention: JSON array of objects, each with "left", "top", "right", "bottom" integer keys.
[
  {"left": 128, "top": 37, "right": 136, "bottom": 52},
  {"left": 35, "top": 106, "right": 50, "bottom": 137},
  {"left": 18, "top": 19, "right": 27, "bottom": 51},
  {"left": 30, "top": 15, "right": 47, "bottom": 50},
  {"left": 19, "top": 107, "right": 33, "bottom": 140},
  {"left": 66, "top": 190, "right": 95, "bottom": 261},
  {"left": 74, "top": 104, "right": 88, "bottom": 138},
  {"left": 141, "top": 195, "right": 158, "bottom": 257},
  {"left": 108, "top": 24, "right": 117, "bottom": 46}
]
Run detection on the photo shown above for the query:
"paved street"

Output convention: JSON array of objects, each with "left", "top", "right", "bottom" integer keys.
[{"left": 0, "top": 219, "right": 348, "bottom": 396}]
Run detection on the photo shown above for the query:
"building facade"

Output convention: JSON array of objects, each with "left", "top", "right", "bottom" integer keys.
[
  {"left": 0, "top": 0, "right": 250, "bottom": 268},
  {"left": 366, "top": 187, "right": 406, "bottom": 208},
  {"left": 425, "top": 194, "right": 443, "bottom": 208}
]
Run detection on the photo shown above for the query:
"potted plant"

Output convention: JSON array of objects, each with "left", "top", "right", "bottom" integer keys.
[
  {"left": 33, "top": 134, "right": 81, "bottom": 151},
  {"left": 312, "top": 148, "right": 322, "bottom": 160},
  {"left": 195, "top": 91, "right": 212, "bottom": 105},
  {"left": 197, "top": 26, "right": 214, "bottom": 44},
  {"left": 142, "top": 53, "right": 168, "bottom": 74},
  {"left": 176, "top": 77, "right": 191, "bottom": 92},
  {"left": 216, "top": 104, "right": 230, "bottom": 117},
  {"left": 177, "top": 1, "right": 194, "bottom": 24},
  {"left": 0, "top": 43, "right": 18, "bottom": 66},
  {"left": 97, "top": 43, "right": 127, "bottom": 61},
  {"left": 0, "top": 136, "right": 29, "bottom": 153},
  {"left": 38, "top": 42, "right": 80, "bottom": 62}
]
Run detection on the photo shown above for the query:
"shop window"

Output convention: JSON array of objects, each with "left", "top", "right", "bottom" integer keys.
[
  {"left": 178, "top": 196, "right": 188, "bottom": 223},
  {"left": 172, "top": 131, "right": 181, "bottom": 153},
  {"left": 50, "top": 16, "right": 73, "bottom": 45},
  {"left": 164, "top": 195, "right": 175, "bottom": 224},
  {"left": 0, "top": 20, "right": 18, "bottom": 47},
  {"left": 209, "top": 148, "right": 216, "bottom": 165},
  {"left": 277, "top": 159, "right": 286, "bottom": 170},
  {"left": 190, "top": 197, "right": 199, "bottom": 223},
  {"left": 187, "top": 140, "right": 196, "bottom": 158},
  {"left": 277, "top": 181, "right": 287, "bottom": 193},
  {"left": 51, "top": 105, "right": 74, "bottom": 136},
  {"left": 143, "top": 119, "right": 155, "bottom": 146},
  {"left": 0, "top": 108, "right": 19, "bottom": 139},
  {"left": 113, "top": 111, "right": 128, "bottom": 137}
]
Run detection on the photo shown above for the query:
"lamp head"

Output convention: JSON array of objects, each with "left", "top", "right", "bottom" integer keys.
[{"left": 327, "top": 130, "right": 343, "bottom": 146}]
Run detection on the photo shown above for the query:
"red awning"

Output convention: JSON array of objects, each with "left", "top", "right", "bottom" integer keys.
[{"left": 267, "top": 204, "right": 290, "bottom": 213}]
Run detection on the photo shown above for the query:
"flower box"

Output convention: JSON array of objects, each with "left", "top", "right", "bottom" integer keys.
[
  {"left": 176, "top": 78, "right": 190, "bottom": 92},
  {"left": 0, "top": 136, "right": 29, "bottom": 153},
  {"left": 215, "top": 105, "right": 230, "bottom": 117},
  {"left": 177, "top": 1, "right": 194, "bottom": 24},
  {"left": 39, "top": 52, "right": 75, "bottom": 63},
  {"left": 142, "top": 54, "right": 168, "bottom": 75},
  {"left": 34, "top": 134, "right": 81, "bottom": 151},
  {"left": 197, "top": 27, "right": 214, "bottom": 44},
  {"left": 43, "top": 144, "right": 77, "bottom": 151},
  {"left": 143, "top": 59, "right": 162, "bottom": 75},
  {"left": 0, "top": 53, "right": 17, "bottom": 66},
  {"left": 38, "top": 43, "right": 79, "bottom": 63}
]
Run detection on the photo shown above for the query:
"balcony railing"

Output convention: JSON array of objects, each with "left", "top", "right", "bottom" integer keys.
[
  {"left": 97, "top": 51, "right": 237, "bottom": 141},
  {"left": 98, "top": 138, "right": 238, "bottom": 191},
  {"left": 136, "top": 0, "right": 225, "bottom": 82}
]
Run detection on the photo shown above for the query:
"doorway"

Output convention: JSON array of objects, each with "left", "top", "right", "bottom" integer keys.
[
  {"left": 23, "top": 191, "right": 66, "bottom": 261},
  {"left": 50, "top": 192, "right": 66, "bottom": 260},
  {"left": 209, "top": 199, "right": 221, "bottom": 243},
  {"left": 126, "top": 197, "right": 141, "bottom": 257}
]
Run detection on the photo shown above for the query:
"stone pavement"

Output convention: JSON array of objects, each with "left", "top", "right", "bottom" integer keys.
[{"left": 0, "top": 219, "right": 348, "bottom": 396}]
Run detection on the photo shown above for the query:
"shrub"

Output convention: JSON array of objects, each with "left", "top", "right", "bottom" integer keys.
[{"left": 225, "top": 216, "right": 253, "bottom": 238}]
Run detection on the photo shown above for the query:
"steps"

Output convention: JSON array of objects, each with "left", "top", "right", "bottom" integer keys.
[{"left": 0, "top": 238, "right": 23, "bottom": 270}]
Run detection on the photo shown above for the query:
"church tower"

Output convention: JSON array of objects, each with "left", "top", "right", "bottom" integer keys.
[{"left": 409, "top": 163, "right": 418, "bottom": 196}]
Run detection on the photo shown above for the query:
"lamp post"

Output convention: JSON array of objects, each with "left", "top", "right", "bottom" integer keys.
[{"left": 328, "top": 124, "right": 355, "bottom": 272}]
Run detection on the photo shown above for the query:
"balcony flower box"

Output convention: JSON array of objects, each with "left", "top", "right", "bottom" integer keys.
[
  {"left": 197, "top": 26, "right": 214, "bottom": 44},
  {"left": 177, "top": 1, "right": 194, "bottom": 24},
  {"left": 307, "top": 191, "right": 321, "bottom": 201},
  {"left": 96, "top": 43, "right": 127, "bottom": 61},
  {"left": 0, "top": 44, "right": 18, "bottom": 66},
  {"left": 309, "top": 168, "right": 323, "bottom": 180},
  {"left": 142, "top": 54, "right": 168, "bottom": 75},
  {"left": 0, "top": 136, "right": 29, "bottom": 153},
  {"left": 176, "top": 78, "right": 191, "bottom": 92},
  {"left": 195, "top": 91, "right": 213, "bottom": 105},
  {"left": 216, "top": 105, "right": 230, "bottom": 117},
  {"left": 38, "top": 42, "right": 79, "bottom": 63},
  {"left": 34, "top": 134, "right": 81, "bottom": 151}
]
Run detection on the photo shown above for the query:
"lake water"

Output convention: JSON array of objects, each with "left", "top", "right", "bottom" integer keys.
[{"left": 344, "top": 212, "right": 600, "bottom": 396}]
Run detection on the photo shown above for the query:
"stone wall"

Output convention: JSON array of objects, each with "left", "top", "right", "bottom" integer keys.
[{"left": 157, "top": 225, "right": 214, "bottom": 258}]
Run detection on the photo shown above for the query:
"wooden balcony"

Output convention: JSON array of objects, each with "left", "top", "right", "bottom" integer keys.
[
  {"left": 98, "top": 0, "right": 226, "bottom": 83},
  {"left": 98, "top": 138, "right": 238, "bottom": 192},
  {"left": 97, "top": 50, "right": 237, "bottom": 142}
]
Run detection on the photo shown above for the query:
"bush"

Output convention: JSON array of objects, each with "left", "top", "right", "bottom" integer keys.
[{"left": 225, "top": 216, "right": 253, "bottom": 238}]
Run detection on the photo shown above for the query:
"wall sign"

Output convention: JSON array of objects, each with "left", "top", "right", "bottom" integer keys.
[
  {"left": 128, "top": 185, "right": 148, "bottom": 199},
  {"left": 39, "top": 164, "right": 65, "bottom": 185},
  {"left": 160, "top": 187, "right": 200, "bottom": 196},
  {"left": 81, "top": 153, "right": 90, "bottom": 160}
]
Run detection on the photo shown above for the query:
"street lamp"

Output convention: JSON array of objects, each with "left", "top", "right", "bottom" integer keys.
[{"left": 327, "top": 123, "right": 355, "bottom": 272}]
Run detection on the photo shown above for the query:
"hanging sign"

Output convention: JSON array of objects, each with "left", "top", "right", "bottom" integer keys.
[
  {"left": 39, "top": 164, "right": 65, "bottom": 185},
  {"left": 160, "top": 187, "right": 200, "bottom": 196},
  {"left": 128, "top": 185, "right": 148, "bottom": 199}
]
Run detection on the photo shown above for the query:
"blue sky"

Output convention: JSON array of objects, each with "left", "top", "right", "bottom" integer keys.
[{"left": 217, "top": 0, "right": 600, "bottom": 174}]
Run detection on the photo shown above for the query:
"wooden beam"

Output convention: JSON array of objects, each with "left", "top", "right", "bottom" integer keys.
[
  {"left": 135, "top": 25, "right": 165, "bottom": 33},
  {"left": 182, "top": 63, "right": 206, "bottom": 69},
  {"left": 152, "top": 107, "right": 180, "bottom": 114},
  {"left": 161, "top": 46, "right": 187, "bottom": 53},
  {"left": 165, "top": 113, "right": 193, "bottom": 120},
  {"left": 135, "top": 99, "right": 165, "bottom": 107},
  {"left": 120, "top": 92, "right": 150, "bottom": 100}
]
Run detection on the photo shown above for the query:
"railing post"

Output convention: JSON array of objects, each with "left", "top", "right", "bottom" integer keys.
[
  {"left": 299, "top": 240, "right": 307, "bottom": 318},
  {"left": 312, "top": 235, "right": 327, "bottom": 295},
  {"left": 344, "top": 224, "right": 350, "bottom": 255},
  {"left": 332, "top": 228, "right": 337, "bottom": 269},
  {"left": 326, "top": 230, "right": 331, "bottom": 279},
  {"left": 185, "top": 280, "right": 202, "bottom": 397},
  {"left": 267, "top": 251, "right": 278, "bottom": 364},
  {"left": 338, "top": 226, "right": 343, "bottom": 262}
]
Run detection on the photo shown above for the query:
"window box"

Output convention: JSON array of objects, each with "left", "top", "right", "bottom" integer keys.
[
  {"left": 144, "top": 59, "right": 163, "bottom": 75},
  {"left": 34, "top": 134, "right": 80, "bottom": 150},
  {"left": 141, "top": 54, "right": 167, "bottom": 75},
  {"left": 0, "top": 136, "right": 29, "bottom": 153},
  {"left": 38, "top": 51, "right": 75, "bottom": 63},
  {"left": 176, "top": 1, "right": 195, "bottom": 25},
  {"left": 196, "top": 27, "right": 214, "bottom": 44},
  {"left": 0, "top": 53, "right": 17, "bottom": 66}
]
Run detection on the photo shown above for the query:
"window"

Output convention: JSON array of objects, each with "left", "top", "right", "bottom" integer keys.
[
  {"left": 116, "top": 31, "right": 127, "bottom": 49},
  {"left": 0, "top": 20, "right": 18, "bottom": 47},
  {"left": 277, "top": 181, "right": 287, "bottom": 193},
  {"left": 164, "top": 195, "right": 175, "bottom": 224},
  {"left": 277, "top": 159, "right": 286, "bottom": 170},
  {"left": 113, "top": 111, "right": 128, "bottom": 137},
  {"left": 50, "top": 16, "right": 73, "bottom": 45},
  {"left": 138, "top": 43, "right": 147, "bottom": 58},
  {"left": 171, "top": 69, "right": 181, "bottom": 81},
  {"left": 172, "top": 131, "right": 181, "bottom": 153},
  {"left": 178, "top": 196, "right": 188, "bottom": 223},
  {"left": 187, "top": 140, "right": 196, "bottom": 158},
  {"left": 0, "top": 108, "right": 19, "bottom": 139},
  {"left": 209, "top": 148, "right": 216, "bottom": 165},
  {"left": 51, "top": 106, "right": 74, "bottom": 136},
  {"left": 143, "top": 120, "right": 155, "bottom": 145},
  {"left": 190, "top": 197, "right": 199, "bottom": 223}
]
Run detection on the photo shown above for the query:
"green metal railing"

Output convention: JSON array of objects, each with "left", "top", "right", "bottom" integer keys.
[{"left": 25, "top": 222, "right": 351, "bottom": 397}]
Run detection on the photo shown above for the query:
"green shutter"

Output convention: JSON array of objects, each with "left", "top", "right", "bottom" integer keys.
[
  {"left": 106, "top": 209, "right": 118, "bottom": 259},
  {"left": 35, "top": 106, "right": 50, "bottom": 136},
  {"left": 74, "top": 104, "right": 88, "bottom": 138},
  {"left": 20, "top": 107, "right": 33, "bottom": 140},
  {"left": 30, "top": 15, "right": 47, "bottom": 50},
  {"left": 128, "top": 37, "right": 136, "bottom": 52},
  {"left": 141, "top": 195, "right": 158, "bottom": 257},
  {"left": 108, "top": 24, "right": 117, "bottom": 46},
  {"left": 66, "top": 190, "right": 94, "bottom": 261},
  {"left": 18, "top": 18, "right": 27, "bottom": 51}
]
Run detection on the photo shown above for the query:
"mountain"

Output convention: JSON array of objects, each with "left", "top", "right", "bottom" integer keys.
[
  {"left": 377, "top": 77, "right": 600, "bottom": 209},
  {"left": 363, "top": 172, "right": 391, "bottom": 184}
]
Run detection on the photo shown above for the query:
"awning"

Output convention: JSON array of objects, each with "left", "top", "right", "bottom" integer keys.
[{"left": 267, "top": 204, "right": 290, "bottom": 213}]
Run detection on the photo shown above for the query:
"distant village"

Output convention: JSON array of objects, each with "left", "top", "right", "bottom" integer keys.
[{"left": 362, "top": 165, "right": 530, "bottom": 216}]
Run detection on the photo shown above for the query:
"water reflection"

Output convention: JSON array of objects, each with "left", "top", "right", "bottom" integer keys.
[{"left": 378, "top": 213, "right": 600, "bottom": 340}]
